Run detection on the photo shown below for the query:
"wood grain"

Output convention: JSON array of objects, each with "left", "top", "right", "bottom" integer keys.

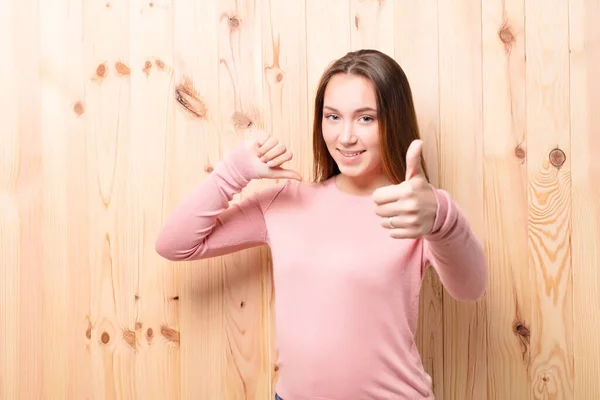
[
  {"left": 350, "top": 0, "right": 395, "bottom": 55},
  {"left": 65, "top": 0, "right": 92, "bottom": 391},
  {"left": 129, "top": 0, "right": 179, "bottom": 398},
  {"left": 83, "top": 0, "right": 137, "bottom": 398},
  {"left": 482, "top": 0, "right": 532, "bottom": 398},
  {"left": 305, "top": 0, "right": 351, "bottom": 124},
  {"left": 215, "top": 1, "right": 273, "bottom": 399},
  {"left": 438, "top": 1, "right": 488, "bottom": 398},
  {"left": 525, "top": 0, "right": 574, "bottom": 398},
  {"left": 171, "top": 0, "right": 224, "bottom": 398},
  {"left": 40, "top": 0, "right": 70, "bottom": 396},
  {"left": 394, "top": 1, "right": 444, "bottom": 398},
  {"left": 1, "top": 1, "right": 599, "bottom": 399},
  {"left": 13, "top": 0, "right": 45, "bottom": 397},
  {"left": 261, "top": 0, "right": 310, "bottom": 394},
  {"left": 569, "top": 0, "right": 600, "bottom": 398},
  {"left": 0, "top": 0, "right": 21, "bottom": 397}
]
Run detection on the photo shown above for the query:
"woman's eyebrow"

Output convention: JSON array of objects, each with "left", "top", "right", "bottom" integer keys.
[{"left": 323, "top": 105, "right": 377, "bottom": 113}]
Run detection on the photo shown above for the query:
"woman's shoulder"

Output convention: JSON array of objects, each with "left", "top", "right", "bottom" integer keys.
[
  {"left": 259, "top": 176, "right": 334, "bottom": 207},
  {"left": 280, "top": 176, "right": 334, "bottom": 196}
]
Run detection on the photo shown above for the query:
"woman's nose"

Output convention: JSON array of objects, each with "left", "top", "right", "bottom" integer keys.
[{"left": 339, "top": 123, "right": 357, "bottom": 144}]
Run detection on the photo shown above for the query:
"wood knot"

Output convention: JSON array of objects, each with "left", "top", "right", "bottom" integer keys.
[
  {"left": 498, "top": 22, "right": 515, "bottom": 53},
  {"left": 161, "top": 326, "right": 180, "bottom": 344},
  {"left": 115, "top": 61, "right": 130, "bottom": 76},
  {"left": 143, "top": 60, "right": 152, "bottom": 75},
  {"left": 146, "top": 327, "right": 154, "bottom": 344},
  {"left": 514, "top": 322, "right": 530, "bottom": 338},
  {"left": 204, "top": 164, "right": 214, "bottom": 173},
  {"left": 354, "top": 15, "right": 360, "bottom": 29},
  {"left": 240, "top": 301, "right": 245, "bottom": 308},
  {"left": 135, "top": 322, "right": 142, "bottom": 330},
  {"left": 155, "top": 59, "right": 166, "bottom": 70},
  {"left": 274, "top": 365, "right": 279, "bottom": 372},
  {"left": 175, "top": 81, "right": 208, "bottom": 119},
  {"left": 549, "top": 148, "right": 566, "bottom": 167},
  {"left": 231, "top": 112, "right": 252, "bottom": 129},
  {"left": 85, "top": 318, "right": 92, "bottom": 339},
  {"left": 172, "top": 296, "right": 179, "bottom": 301},
  {"left": 228, "top": 15, "right": 240, "bottom": 29},
  {"left": 73, "top": 101, "right": 85, "bottom": 116},
  {"left": 514, "top": 145, "right": 526, "bottom": 159},
  {"left": 123, "top": 329, "right": 136, "bottom": 348},
  {"left": 96, "top": 63, "right": 107, "bottom": 77},
  {"left": 499, "top": 25, "right": 515, "bottom": 44},
  {"left": 265, "top": 65, "right": 284, "bottom": 85},
  {"left": 100, "top": 331, "right": 110, "bottom": 344}
]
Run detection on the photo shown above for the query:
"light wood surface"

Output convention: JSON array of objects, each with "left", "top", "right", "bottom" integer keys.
[{"left": 1, "top": 0, "right": 599, "bottom": 399}]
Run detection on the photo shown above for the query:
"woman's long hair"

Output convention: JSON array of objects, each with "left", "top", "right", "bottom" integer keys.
[{"left": 311, "top": 49, "right": 429, "bottom": 184}]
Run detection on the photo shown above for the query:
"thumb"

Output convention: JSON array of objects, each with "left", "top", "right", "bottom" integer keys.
[
  {"left": 405, "top": 139, "right": 426, "bottom": 181},
  {"left": 272, "top": 167, "right": 303, "bottom": 181}
]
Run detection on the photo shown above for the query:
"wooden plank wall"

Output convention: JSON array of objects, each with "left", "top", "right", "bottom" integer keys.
[{"left": 1, "top": 0, "right": 599, "bottom": 399}]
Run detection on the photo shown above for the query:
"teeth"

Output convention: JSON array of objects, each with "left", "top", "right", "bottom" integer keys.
[{"left": 340, "top": 150, "right": 364, "bottom": 156}]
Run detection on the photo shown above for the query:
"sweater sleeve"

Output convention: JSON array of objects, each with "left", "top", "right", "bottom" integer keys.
[
  {"left": 154, "top": 144, "right": 285, "bottom": 261},
  {"left": 422, "top": 188, "right": 488, "bottom": 302}
]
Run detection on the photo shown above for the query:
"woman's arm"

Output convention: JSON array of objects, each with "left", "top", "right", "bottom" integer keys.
[
  {"left": 155, "top": 144, "right": 287, "bottom": 261},
  {"left": 423, "top": 189, "right": 489, "bottom": 302}
]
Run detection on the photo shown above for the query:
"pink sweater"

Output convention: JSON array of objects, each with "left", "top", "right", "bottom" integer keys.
[{"left": 155, "top": 144, "right": 488, "bottom": 400}]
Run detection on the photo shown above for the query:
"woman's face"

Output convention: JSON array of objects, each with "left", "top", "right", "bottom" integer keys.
[{"left": 321, "top": 73, "right": 384, "bottom": 186}]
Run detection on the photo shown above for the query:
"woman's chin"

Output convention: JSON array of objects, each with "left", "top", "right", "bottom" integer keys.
[
  {"left": 335, "top": 161, "right": 385, "bottom": 187},
  {"left": 337, "top": 164, "right": 379, "bottom": 182}
]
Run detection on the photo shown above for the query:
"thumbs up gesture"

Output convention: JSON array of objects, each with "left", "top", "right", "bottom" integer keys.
[
  {"left": 372, "top": 139, "right": 438, "bottom": 239},
  {"left": 244, "top": 130, "right": 303, "bottom": 182}
]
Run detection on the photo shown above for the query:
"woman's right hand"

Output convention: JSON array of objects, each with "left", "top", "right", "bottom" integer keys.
[{"left": 245, "top": 132, "right": 303, "bottom": 181}]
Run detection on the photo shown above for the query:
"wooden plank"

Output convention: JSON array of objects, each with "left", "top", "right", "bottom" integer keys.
[
  {"left": 437, "top": 1, "right": 488, "bottom": 399},
  {"left": 0, "top": 0, "right": 22, "bottom": 398},
  {"left": 569, "top": 0, "right": 600, "bottom": 397},
  {"left": 10, "top": 0, "right": 45, "bottom": 397},
  {"left": 394, "top": 1, "right": 444, "bottom": 397},
  {"left": 214, "top": 1, "right": 273, "bottom": 398},
  {"left": 82, "top": 0, "right": 136, "bottom": 398},
  {"left": 170, "top": 0, "right": 224, "bottom": 398},
  {"left": 3, "top": 2, "right": 600, "bottom": 399},
  {"left": 350, "top": 0, "right": 395, "bottom": 54},
  {"left": 128, "top": 0, "right": 179, "bottom": 398},
  {"left": 306, "top": 0, "right": 351, "bottom": 125},
  {"left": 63, "top": 0, "right": 92, "bottom": 395},
  {"left": 260, "top": 0, "right": 309, "bottom": 394},
  {"left": 524, "top": 0, "right": 574, "bottom": 398},
  {"left": 481, "top": 0, "right": 532, "bottom": 398},
  {"left": 39, "top": 0, "right": 71, "bottom": 396}
]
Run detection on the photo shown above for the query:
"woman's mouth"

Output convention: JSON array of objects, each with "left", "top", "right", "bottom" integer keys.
[
  {"left": 337, "top": 149, "right": 366, "bottom": 164},
  {"left": 337, "top": 149, "right": 366, "bottom": 158}
]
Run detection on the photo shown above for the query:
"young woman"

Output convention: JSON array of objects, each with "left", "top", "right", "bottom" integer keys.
[{"left": 155, "top": 49, "right": 488, "bottom": 400}]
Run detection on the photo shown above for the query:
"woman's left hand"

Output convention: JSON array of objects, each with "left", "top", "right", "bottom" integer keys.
[{"left": 372, "top": 140, "right": 438, "bottom": 239}]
